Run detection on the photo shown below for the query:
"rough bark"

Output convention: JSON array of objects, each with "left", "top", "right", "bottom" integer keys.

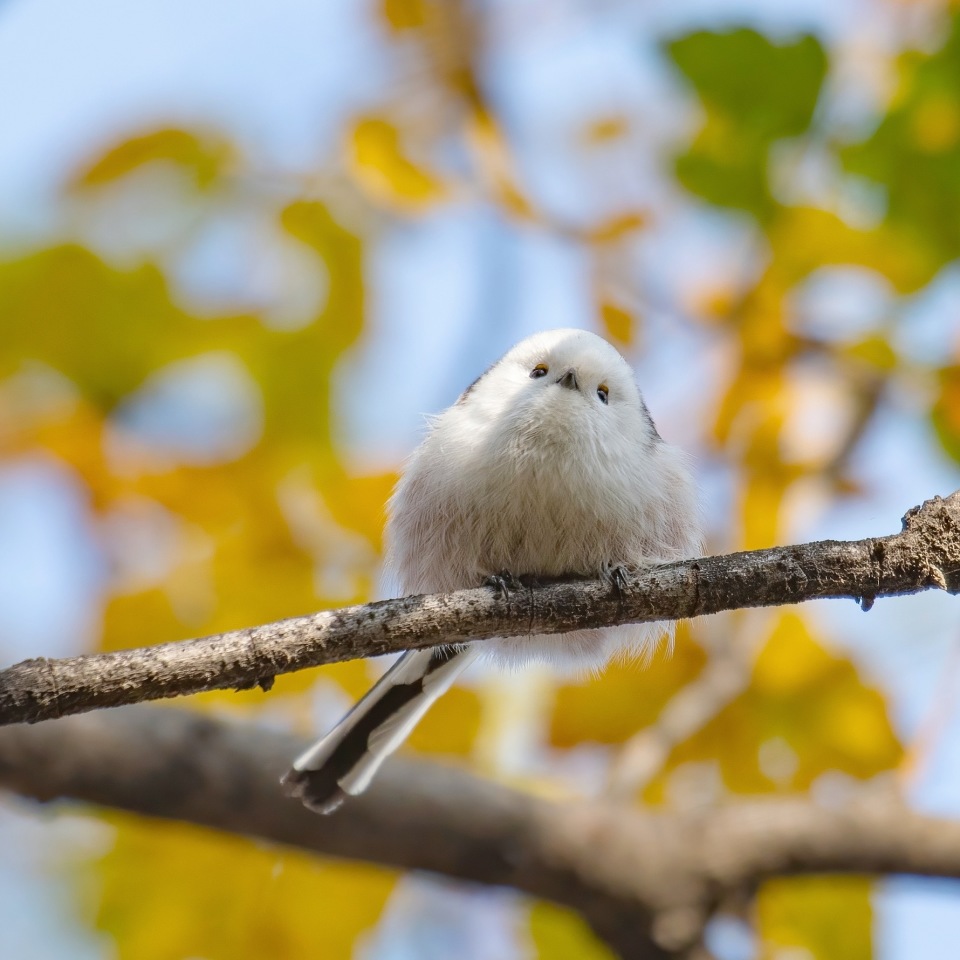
[
  {"left": 3, "top": 706, "right": 960, "bottom": 958},
  {"left": 1, "top": 492, "right": 958, "bottom": 727}
]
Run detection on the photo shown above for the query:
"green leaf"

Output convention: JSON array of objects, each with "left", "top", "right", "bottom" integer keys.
[
  {"left": 841, "top": 13, "right": 960, "bottom": 270},
  {"left": 664, "top": 28, "right": 828, "bottom": 220},
  {"left": 0, "top": 245, "right": 213, "bottom": 408}
]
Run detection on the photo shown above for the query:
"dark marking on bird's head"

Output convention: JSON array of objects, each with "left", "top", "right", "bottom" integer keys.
[
  {"left": 456, "top": 360, "right": 499, "bottom": 405},
  {"left": 640, "top": 399, "right": 662, "bottom": 442}
]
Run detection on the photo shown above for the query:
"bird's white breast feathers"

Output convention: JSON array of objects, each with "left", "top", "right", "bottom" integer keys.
[{"left": 385, "top": 329, "right": 702, "bottom": 670}]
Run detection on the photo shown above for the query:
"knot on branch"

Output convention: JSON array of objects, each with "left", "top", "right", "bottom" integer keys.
[{"left": 900, "top": 491, "right": 960, "bottom": 594}]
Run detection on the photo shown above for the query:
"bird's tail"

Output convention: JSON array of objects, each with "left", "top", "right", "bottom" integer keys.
[{"left": 282, "top": 644, "right": 479, "bottom": 813}]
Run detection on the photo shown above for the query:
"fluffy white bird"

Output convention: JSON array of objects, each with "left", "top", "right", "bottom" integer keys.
[{"left": 282, "top": 328, "right": 702, "bottom": 812}]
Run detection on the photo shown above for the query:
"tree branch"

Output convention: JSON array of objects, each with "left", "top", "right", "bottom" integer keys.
[
  {"left": 4, "top": 706, "right": 960, "bottom": 958},
  {"left": 1, "top": 491, "right": 958, "bottom": 726}
]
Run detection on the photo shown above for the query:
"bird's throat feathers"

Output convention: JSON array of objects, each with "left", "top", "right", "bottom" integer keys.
[{"left": 454, "top": 371, "right": 628, "bottom": 469}]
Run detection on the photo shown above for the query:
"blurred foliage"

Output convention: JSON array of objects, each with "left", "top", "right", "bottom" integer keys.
[
  {"left": 757, "top": 877, "right": 873, "bottom": 960},
  {"left": 350, "top": 116, "right": 449, "bottom": 211},
  {"left": 653, "top": 614, "right": 900, "bottom": 796},
  {"left": 549, "top": 625, "right": 708, "bottom": 748},
  {"left": 69, "top": 128, "right": 235, "bottom": 193},
  {"left": 667, "top": 28, "right": 828, "bottom": 222},
  {"left": 528, "top": 902, "right": 618, "bottom": 960},
  {"left": 3, "top": 1, "right": 960, "bottom": 958},
  {"left": 840, "top": 16, "right": 960, "bottom": 270},
  {"left": 95, "top": 814, "right": 394, "bottom": 960}
]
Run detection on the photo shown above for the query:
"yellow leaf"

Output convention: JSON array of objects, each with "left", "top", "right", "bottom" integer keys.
[
  {"left": 768, "top": 206, "right": 936, "bottom": 294},
  {"left": 94, "top": 814, "right": 394, "bottom": 960},
  {"left": 757, "top": 876, "right": 873, "bottom": 960},
  {"left": 407, "top": 685, "right": 483, "bottom": 756},
  {"left": 550, "top": 625, "right": 706, "bottom": 747},
  {"left": 741, "top": 471, "right": 792, "bottom": 550},
  {"left": 321, "top": 469, "right": 398, "bottom": 552},
  {"left": 32, "top": 405, "right": 125, "bottom": 508},
  {"left": 349, "top": 117, "right": 447, "bottom": 210},
  {"left": 582, "top": 116, "right": 630, "bottom": 144},
  {"left": 647, "top": 614, "right": 902, "bottom": 799},
  {"left": 753, "top": 614, "right": 831, "bottom": 695},
  {"left": 911, "top": 92, "right": 960, "bottom": 153},
  {"left": 933, "top": 364, "right": 960, "bottom": 462},
  {"left": 821, "top": 692, "right": 900, "bottom": 767},
  {"left": 843, "top": 335, "right": 898, "bottom": 372},
  {"left": 599, "top": 300, "right": 636, "bottom": 346},
  {"left": 529, "top": 901, "right": 618, "bottom": 960},
  {"left": 689, "top": 283, "right": 738, "bottom": 323},
  {"left": 587, "top": 212, "right": 646, "bottom": 244},
  {"left": 380, "top": 0, "right": 426, "bottom": 30},
  {"left": 467, "top": 110, "right": 537, "bottom": 220},
  {"left": 101, "top": 588, "right": 188, "bottom": 653},
  {"left": 70, "top": 128, "right": 232, "bottom": 191}
]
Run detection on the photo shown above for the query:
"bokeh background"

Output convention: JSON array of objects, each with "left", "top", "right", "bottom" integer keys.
[{"left": 2, "top": 0, "right": 960, "bottom": 957}]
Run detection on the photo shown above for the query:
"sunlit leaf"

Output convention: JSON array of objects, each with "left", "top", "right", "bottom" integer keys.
[
  {"left": 757, "top": 876, "right": 872, "bottom": 960},
  {"left": 550, "top": 626, "right": 706, "bottom": 747},
  {"left": 348, "top": 117, "right": 447, "bottom": 210},
  {"left": 70, "top": 128, "right": 233, "bottom": 191},
  {"left": 380, "top": 0, "right": 427, "bottom": 30},
  {"left": 407, "top": 686, "right": 483, "bottom": 756},
  {"left": 94, "top": 815, "right": 395, "bottom": 960},
  {"left": 742, "top": 472, "right": 792, "bottom": 550},
  {"left": 598, "top": 300, "right": 635, "bottom": 347},
  {"left": 932, "top": 364, "right": 960, "bottom": 463},
  {"left": 582, "top": 116, "right": 630, "bottom": 145},
  {"left": 842, "top": 335, "right": 898, "bottom": 373},
  {"left": 644, "top": 614, "right": 902, "bottom": 801},
  {"left": 587, "top": 212, "right": 646, "bottom": 244},
  {"left": 765, "top": 207, "right": 936, "bottom": 294},
  {"left": 529, "top": 901, "right": 617, "bottom": 960},
  {"left": 0, "top": 245, "right": 208, "bottom": 407},
  {"left": 467, "top": 109, "right": 537, "bottom": 220}
]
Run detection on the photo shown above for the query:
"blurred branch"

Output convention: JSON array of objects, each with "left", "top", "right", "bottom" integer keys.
[
  {"left": 1, "top": 491, "right": 958, "bottom": 726},
  {"left": 4, "top": 707, "right": 960, "bottom": 959}
]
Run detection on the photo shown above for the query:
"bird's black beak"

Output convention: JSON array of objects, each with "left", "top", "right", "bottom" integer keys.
[{"left": 556, "top": 368, "right": 579, "bottom": 391}]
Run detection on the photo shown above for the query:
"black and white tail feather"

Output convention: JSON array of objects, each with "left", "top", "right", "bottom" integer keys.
[
  {"left": 282, "top": 645, "right": 479, "bottom": 813},
  {"left": 282, "top": 329, "right": 702, "bottom": 814}
]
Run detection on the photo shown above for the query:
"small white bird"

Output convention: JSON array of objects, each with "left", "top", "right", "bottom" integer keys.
[{"left": 283, "top": 328, "right": 701, "bottom": 812}]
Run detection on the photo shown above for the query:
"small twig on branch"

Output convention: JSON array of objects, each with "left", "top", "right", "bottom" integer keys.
[
  {"left": 5, "top": 707, "right": 960, "bottom": 958},
  {"left": 1, "top": 492, "right": 958, "bottom": 727}
]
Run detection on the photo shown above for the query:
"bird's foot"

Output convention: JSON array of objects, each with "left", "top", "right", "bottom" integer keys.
[
  {"left": 484, "top": 570, "right": 523, "bottom": 600},
  {"left": 606, "top": 564, "right": 631, "bottom": 602}
]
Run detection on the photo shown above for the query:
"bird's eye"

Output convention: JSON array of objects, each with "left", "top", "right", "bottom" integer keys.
[
  {"left": 530, "top": 363, "right": 549, "bottom": 379},
  {"left": 597, "top": 384, "right": 609, "bottom": 404}
]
